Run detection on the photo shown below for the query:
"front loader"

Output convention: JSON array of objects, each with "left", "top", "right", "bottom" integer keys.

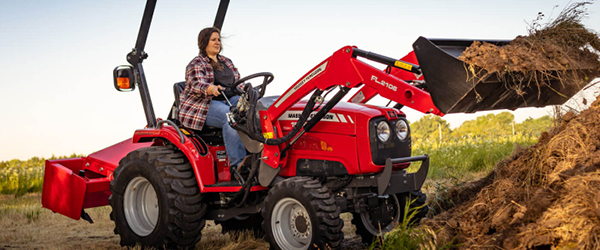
[{"left": 41, "top": 0, "right": 596, "bottom": 249}]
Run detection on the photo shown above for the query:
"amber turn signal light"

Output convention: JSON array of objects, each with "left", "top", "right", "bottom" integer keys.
[
  {"left": 117, "top": 77, "right": 131, "bottom": 89},
  {"left": 113, "top": 65, "right": 135, "bottom": 92}
]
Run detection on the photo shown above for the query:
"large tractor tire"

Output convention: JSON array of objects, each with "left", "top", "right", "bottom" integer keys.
[
  {"left": 216, "top": 213, "right": 265, "bottom": 238},
  {"left": 352, "top": 190, "right": 428, "bottom": 245},
  {"left": 109, "top": 146, "right": 206, "bottom": 249},
  {"left": 262, "top": 177, "right": 344, "bottom": 250}
]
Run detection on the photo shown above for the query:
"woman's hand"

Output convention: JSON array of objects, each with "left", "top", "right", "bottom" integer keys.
[{"left": 207, "top": 85, "right": 223, "bottom": 96}]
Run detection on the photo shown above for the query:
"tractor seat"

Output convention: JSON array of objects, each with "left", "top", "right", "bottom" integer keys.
[{"left": 170, "top": 81, "right": 222, "bottom": 141}]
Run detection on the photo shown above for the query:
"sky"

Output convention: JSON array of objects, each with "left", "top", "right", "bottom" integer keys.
[{"left": 0, "top": 0, "right": 599, "bottom": 161}]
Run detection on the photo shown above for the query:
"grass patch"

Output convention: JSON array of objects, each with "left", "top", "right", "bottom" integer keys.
[
  {"left": 408, "top": 134, "right": 537, "bottom": 179},
  {"left": 369, "top": 198, "right": 453, "bottom": 250}
]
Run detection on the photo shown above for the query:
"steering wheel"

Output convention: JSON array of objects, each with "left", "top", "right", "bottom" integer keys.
[{"left": 233, "top": 72, "right": 274, "bottom": 98}]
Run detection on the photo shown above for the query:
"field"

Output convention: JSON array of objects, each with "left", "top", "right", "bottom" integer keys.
[{"left": 0, "top": 136, "right": 535, "bottom": 249}]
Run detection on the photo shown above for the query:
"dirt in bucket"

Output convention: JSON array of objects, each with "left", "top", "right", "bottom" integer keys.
[{"left": 458, "top": 1, "right": 600, "bottom": 97}]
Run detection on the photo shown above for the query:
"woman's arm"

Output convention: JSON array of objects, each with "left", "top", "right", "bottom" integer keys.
[{"left": 185, "top": 60, "right": 212, "bottom": 97}]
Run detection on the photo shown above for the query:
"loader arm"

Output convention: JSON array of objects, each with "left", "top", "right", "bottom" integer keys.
[
  {"left": 348, "top": 51, "right": 424, "bottom": 105},
  {"left": 258, "top": 46, "right": 443, "bottom": 169},
  {"left": 268, "top": 46, "right": 442, "bottom": 120}
]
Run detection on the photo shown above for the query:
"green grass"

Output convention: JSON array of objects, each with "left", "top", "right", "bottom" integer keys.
[
  {"left": 368, "top": 197, "right": 453, "bottom": 250},
  {"left": 0, "top": 166, "right": 44, "bottom": 196},
  {"left": 409, "top": 134, "right": 538, "bottom": 180}
]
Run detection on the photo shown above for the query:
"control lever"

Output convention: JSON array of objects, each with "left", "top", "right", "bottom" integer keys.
[
  {"left": 219, "top": 88, "right": 233, "bottom": 107},
  {"left": 219, "top": 89, "right": 236, "bottom": 125}
]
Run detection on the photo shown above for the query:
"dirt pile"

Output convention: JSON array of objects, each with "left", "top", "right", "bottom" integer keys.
[
  {"left": 424, "top": 94, "right": 600, "bottom": 249},
  {"left": 458, "top": 1, "right": 600, "bottom": 97}
]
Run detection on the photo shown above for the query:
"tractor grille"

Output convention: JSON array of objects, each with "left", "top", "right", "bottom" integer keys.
[{"left": 368, "top": 116, "right": 412, "bottom": 165}]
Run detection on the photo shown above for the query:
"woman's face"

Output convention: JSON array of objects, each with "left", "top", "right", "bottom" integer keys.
[{"left": 205, "top": 32, "right": 221, "bottom": 57}]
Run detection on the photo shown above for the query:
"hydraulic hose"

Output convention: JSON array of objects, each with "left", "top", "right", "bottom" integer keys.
[
  {"left": 234, "top": 88, "right": 323, "bottom": 146},
  {"left": 263, "top": 89, "right": 322, "bottom": 145},
  {"left": 225, "top": 154, "right": 261, "bottom": 207},
  {"left": 280, "top": 86, "right": 350, "bottom": 156}
]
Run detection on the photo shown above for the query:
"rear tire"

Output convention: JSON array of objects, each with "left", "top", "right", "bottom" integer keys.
[
  {"left": 262, "top": 177, "right": 343, "bottom": 250},
  {"left": 352, "top": 190, "right": 428, "bottom": 245},
  {"left": 109, "top": 146, "right": 206, "bottom": 249}
]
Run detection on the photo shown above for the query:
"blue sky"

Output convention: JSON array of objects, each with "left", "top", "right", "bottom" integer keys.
[{"left": 1, "top": 0, "right": 599, "bottom": 161}]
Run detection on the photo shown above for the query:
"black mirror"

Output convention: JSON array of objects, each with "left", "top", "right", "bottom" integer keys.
[{"left": 113, "top": 65, "right": 136, "bottom": 92}]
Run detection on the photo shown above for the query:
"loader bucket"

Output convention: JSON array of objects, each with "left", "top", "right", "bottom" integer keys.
[{"left": 412, "top": 36, "right": 595, "bottom": 114}]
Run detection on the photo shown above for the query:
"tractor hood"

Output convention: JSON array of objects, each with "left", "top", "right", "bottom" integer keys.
[{"left": 278, "top": 101, "right": 404, "bottom": 136}]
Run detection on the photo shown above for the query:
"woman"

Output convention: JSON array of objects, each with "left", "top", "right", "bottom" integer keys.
[{"left": 178, "top": 27, "right": 246, "bottom": 177}]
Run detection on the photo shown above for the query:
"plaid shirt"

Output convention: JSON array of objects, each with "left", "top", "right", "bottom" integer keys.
[{"left": 179, "top": 53, "right": 241, "bottom": 130}]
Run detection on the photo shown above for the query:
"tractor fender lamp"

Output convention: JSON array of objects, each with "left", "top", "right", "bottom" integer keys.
[{"left": 113, "top": 65, "right": 136, "bottom": 92}]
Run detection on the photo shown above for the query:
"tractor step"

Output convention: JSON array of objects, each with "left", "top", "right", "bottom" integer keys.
[{"left": 206, "top": 181, "right": 244, "bottom": 187}]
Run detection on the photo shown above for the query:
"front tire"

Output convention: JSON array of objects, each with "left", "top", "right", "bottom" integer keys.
[
  {"left": 352, "top": 190, "right": 428, "bottom": 245},
  {"left": 262, "top": 177, "right": 344, "bottom": 250},
  {"left": 109, "top": 146, "right": 206, "bottom": 249}
]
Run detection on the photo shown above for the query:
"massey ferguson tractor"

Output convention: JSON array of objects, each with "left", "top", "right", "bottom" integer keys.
[{"left": 41, "top": 1, "right": 592, "bottom": 249}]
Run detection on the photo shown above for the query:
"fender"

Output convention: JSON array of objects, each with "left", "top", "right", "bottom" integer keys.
[
  {"left": 132, "top": 126, "right": 267, "bottom": 193},
  {"left": 132, "top": 126, "right": 214, "bottom": 192}
]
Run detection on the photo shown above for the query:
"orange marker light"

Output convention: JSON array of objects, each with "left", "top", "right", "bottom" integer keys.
[{"left": 117, "top": 77, "right": 131, "bottom": 89}]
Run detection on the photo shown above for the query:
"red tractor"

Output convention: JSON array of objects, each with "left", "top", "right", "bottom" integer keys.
[{"left": 41, "top": 1, "right": 591, "bottom": 249}]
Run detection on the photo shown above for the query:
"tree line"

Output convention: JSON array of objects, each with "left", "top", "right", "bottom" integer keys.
[
  {"left": 410, "top": 112, "right": 553, "bottom": 142},
  {"left": 0, "top": 154, "right": 83, "bottom": 169}
]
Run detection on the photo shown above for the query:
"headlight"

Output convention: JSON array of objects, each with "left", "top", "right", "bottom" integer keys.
[
  {"left": 376, "top": 121, "right": 391, "bottom": 142},
  {"left": 396, "top": 119, "right": 409, "bottom": 140}
]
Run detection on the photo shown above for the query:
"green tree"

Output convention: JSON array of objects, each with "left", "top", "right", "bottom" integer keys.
[
  {"left": 453, "top": 112, "right": 515, "bottom": 138},
  {"left": 515, "top": 115, "right": 553, "bottom": 137},
  {"left": 411, "top": 115, "right": 451, "bottom": 141}
]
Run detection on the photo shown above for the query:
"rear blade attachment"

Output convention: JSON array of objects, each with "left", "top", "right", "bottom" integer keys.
[{"left": 412, "top": 36, "right": 596, "bottom": 114}]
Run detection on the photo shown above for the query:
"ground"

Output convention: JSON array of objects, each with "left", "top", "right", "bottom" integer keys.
[{"left": 0, "top": 193, "right": 366, "bottom": 250}]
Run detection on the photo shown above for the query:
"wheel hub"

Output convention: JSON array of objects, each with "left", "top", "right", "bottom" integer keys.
[
  {"left": 290, "top": 204, "right": 310, "bottom": 238},
  {"left": 294, "top": 215, "right": 308, "bottom": 233},
  {"left": 272, "top": 198, "right": 312, "bottom": 250},
  {"left": 123, "top": 176, "right": 159, "bottom": 237}
]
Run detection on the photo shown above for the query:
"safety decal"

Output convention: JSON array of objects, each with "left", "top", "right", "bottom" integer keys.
[
  {"left": 263, "top": 132, "right": 274, "bottom": 139},
  {"left": 394, "top": 60, "right": 413, "bottom": 71},
  {"left": 216, "top": 150, "right": 227, "bottom": 162}
]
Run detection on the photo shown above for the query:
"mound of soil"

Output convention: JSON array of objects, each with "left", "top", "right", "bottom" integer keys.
[
  {"left": 424, "top": 94, "right": 600, "bottom": 249},
  {"left": 458, "top": 2, "right": 600, "bottom": 97}
]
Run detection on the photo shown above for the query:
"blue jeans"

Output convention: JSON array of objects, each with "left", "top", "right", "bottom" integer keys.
[{"left": 205, "top": 95, "right": 246, "bottom": 167}]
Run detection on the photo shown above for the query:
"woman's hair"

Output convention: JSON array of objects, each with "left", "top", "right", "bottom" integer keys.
[{"left": 198, "top": 27, "right": 223, "bottom": 70}]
